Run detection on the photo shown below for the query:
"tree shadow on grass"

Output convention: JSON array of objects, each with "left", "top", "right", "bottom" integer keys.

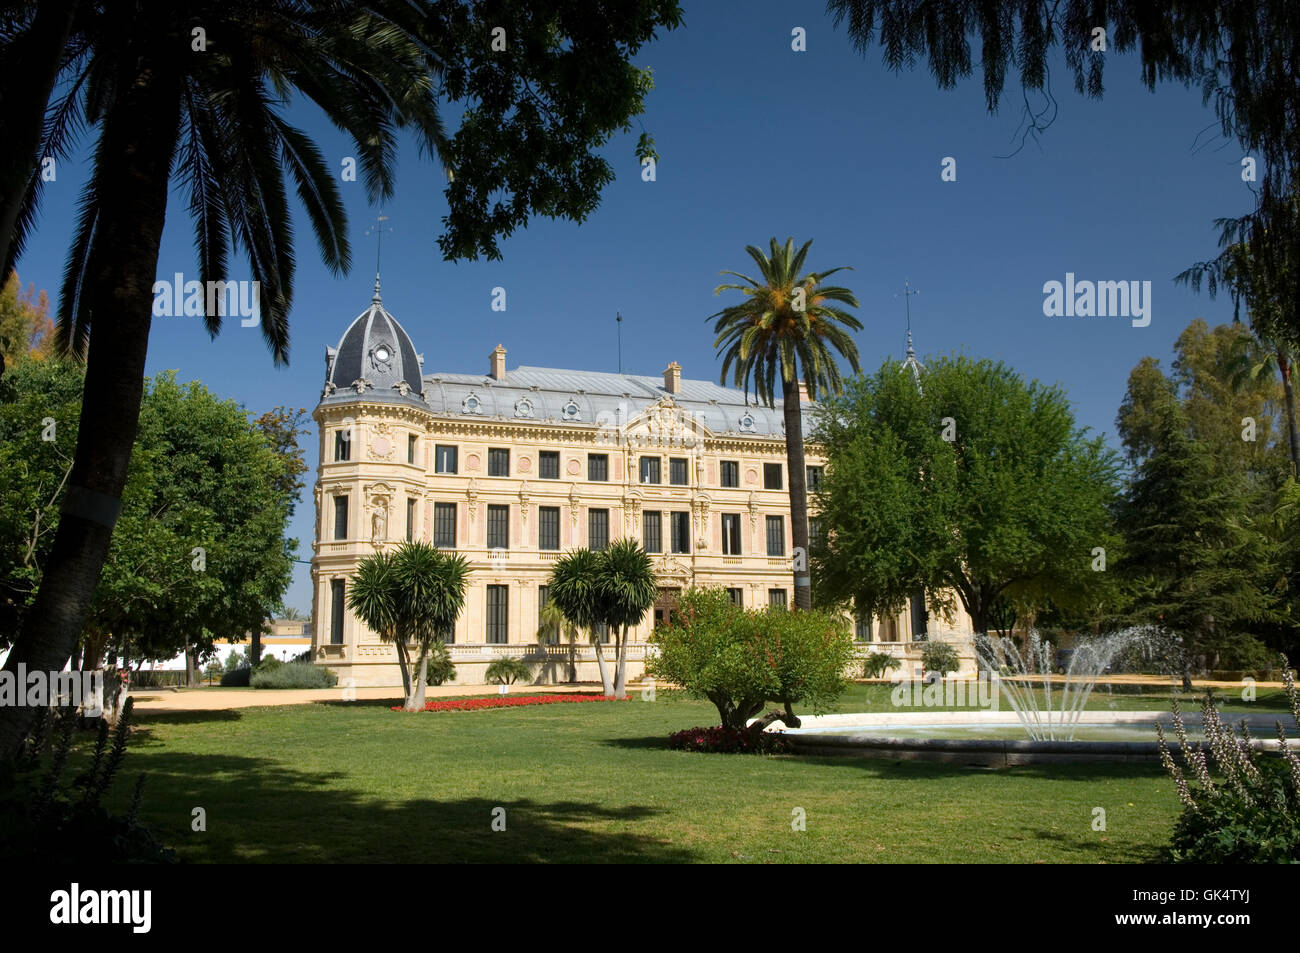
[{"left": 109, "top": 750, "right": 697, "bottom": 863}]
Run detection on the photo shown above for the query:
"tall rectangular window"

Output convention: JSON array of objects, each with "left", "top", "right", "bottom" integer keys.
[
  {"left": 486, "top": 585, "right": 509, "bottom": 644},
  {"left": 539, "top": 451, "right": 560, "bottom": 480},
  {"left": 766, "top": 515, "right": 785, "bottom": 556},
  {"left": 910, "top": 592, "right": 929, "bottom": 641},
  {"left": 720, "top": 460, "right": 739, "bottom": 488},
  {"left": 639, "top": 456, "right": 660, "bottom": 484},
  {"left": 539, "top": 585, "right": 558, "bottom": 644},
  {"left": 435, "top": 445, "right": 458, "bottom": 474},
  {"left": 406, "top": 498, "right": 416, "bottom": 542},
  {"left": 768, "top": 588, "right": 788, "bottom": 609},
  {"left": 806, "top": 465, "right": 824, "bottom": 492},
  {"left": 643, "top": 511, "right": 662, "bottom": 553},
  {"left": 670, "top": 512, "right": 691, "bottom": 554},
  {"left": 487, "top": 504, "right": 509, "bottom": 549},
  {"left": 855, "top": 614, "right": 872, "bottom": 642},
  {"left": 593, "top": 622, "right": 610, "bottom": 644},
  {"left": 488, "top": 448, "right": 510, "bottom": 477},
  {"left": 726, "top": 588, "right": 744, "bottom": 607},
  {"left": 669, "top": 457, "right": 688, "bottom": 485},
  {"left": 588, "top": 508, "right": 609, "bottom": 550},
  {"left": 434, "top": 502, "right": 457, "bottom": 548},
  {"left": 721, "top": 513, "right": 741, "bottom": 555},
  {"left": 408, "top": 434, "right": 417, "bottom": 464},
  {"left": 539, "top": 506, "right": 560, "bottom": 551},
  {"left": 808, "top": 516, "right": 824, "bottom": 550},
  {"left": 588, "top": 454, "right": 608, "bottom": 482},
  {"left": 333, "top": 495, "right": 348, "bottom": 540},
  {"left": 334, "top": 430, "right": 350, "bottom": 461},
  {"left": 330, "top": 579, "right": 345, "bottom": 644},
  {"left": 764, "top": 463, "right": 782, "bottom": 490}
]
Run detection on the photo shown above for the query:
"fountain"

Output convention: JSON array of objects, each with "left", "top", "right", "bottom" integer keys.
[{"left": 768, "top": 627, "right": 1294, "bottom": 764}]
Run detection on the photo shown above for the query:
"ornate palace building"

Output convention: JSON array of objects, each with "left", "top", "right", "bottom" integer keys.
[{"left": 310, "top": 283, "right": 975, "bottom": 686}]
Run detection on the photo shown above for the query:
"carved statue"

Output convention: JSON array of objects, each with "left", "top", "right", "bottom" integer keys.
[{"left": 371, "top": 503, "right": 387, "bottom": 540}]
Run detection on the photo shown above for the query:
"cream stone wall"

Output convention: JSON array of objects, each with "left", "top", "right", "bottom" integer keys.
[{"left": 310, "top": 393, "right": 976, "bottom": 687}]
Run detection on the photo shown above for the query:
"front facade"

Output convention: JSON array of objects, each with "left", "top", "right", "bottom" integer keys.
[{"left": 310, "top": 286, "right": 975, "bottom": 687}]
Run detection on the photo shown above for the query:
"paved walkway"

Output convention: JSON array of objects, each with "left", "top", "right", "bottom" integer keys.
[{"left": 126, "top": 681, "right": 617, "bottom": 712}]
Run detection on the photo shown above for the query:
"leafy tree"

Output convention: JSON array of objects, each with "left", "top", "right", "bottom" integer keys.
[
  {"left": 347, "top": 542, "right": 470, "bottom": 710},
  {"left": 649, "top": 589, "right": 856, "bottom": 730},
  {"left": 548, "top": 549, "right": 614, "bottom": 695},
  {"left": 710, "top": 237, "right": 862, "bottom": 609},
  {"left": 0, "top": 0, "right": 682, "bottom": 759},
  {"left": 0, "top": 270, "right": 53, "bottom": 373},
  {"left": 1119, "top": 357, "right": 1284, "bottom": 685},
  {"left": 921, "top": 642, "right": 960, "bottom": 681},
  {"left": 814, "top": 354, "right": 1123, "bottom": 637},
  {"left": 425, "top": 640, "right": 456, "bottom": 687}
]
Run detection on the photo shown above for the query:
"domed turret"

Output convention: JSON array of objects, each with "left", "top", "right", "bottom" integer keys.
[{"left": 323, "top": 278, "right": 424, "bottom": 406}]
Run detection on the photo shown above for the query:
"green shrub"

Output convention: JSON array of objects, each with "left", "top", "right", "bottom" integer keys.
[
  {"left": 862, "top": 651, "right": 901, "bottom": 679},
  {"left": 255, "top": 655, "right": 283, "bottom": 673},
  {"left": 250, "top": 662, "right": 338, "bottom": 689},
  {"left": 1159, "top": 657, "right": 1300, "bottom": 863},
  {"left": 220, "top": 666, "right": 251, "bottom": 687},
  {"left": 224, "top": 649, "right": 249, "bottom": 673},
  {"left": 426, "top": 641, "right": 456, "bottom": 686},
  {"left": 921, "top": 641, "right": 960, "bottom": 679},
  {"left": 485, "top": 656, "right": 534, "bottom": 685}
]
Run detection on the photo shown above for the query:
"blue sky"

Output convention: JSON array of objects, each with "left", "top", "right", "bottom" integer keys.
[{"left": 15, "top": 2, "right": 1258, "bottom": 613}]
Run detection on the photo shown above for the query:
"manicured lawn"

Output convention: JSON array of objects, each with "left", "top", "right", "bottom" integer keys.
[{"left": 89, "top": 683, "right": 1292, "bottom": 863}]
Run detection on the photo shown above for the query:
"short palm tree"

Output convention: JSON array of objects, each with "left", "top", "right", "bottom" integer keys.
[
  {"left": 548, "top": 549, "right": 613, "bottom": 695},
  {"left": 0, "top": 1, "right": 449, "bottom": 755},
  {"left": 597, "top": 538, "right": 658, "bottom": 698},
  {"left": 709, "top": 237, "right": 862, "bottom": 609},
  {"left": 348, "top": 542, "right": 470, "bottom": 711}
]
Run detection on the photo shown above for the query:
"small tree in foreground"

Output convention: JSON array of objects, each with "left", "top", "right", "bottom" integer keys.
[
  {"left": 648, "top": 588, "right": 855, "bottom": 730},
  {"left": 921, "top": 642, "right": 961, "bottom": 681},
  {"left": 1158, "top": 656, "right": 1300, "bottom": 863}
]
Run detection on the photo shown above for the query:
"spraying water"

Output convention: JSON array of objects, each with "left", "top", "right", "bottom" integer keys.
[{"left": 974, "top": 627, "right": 1167, "bottom": 741}]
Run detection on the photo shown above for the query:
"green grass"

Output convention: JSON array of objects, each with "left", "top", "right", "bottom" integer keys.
[{"left": 86, "top": 683, "right": 1292, "bottom": 863}]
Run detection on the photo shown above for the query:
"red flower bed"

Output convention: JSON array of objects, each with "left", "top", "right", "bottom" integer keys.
[{"left": 393, "top": 693, "right": 631, "bottom": 712}]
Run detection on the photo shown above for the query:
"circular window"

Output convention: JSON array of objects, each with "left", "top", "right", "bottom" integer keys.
[
  {"left": 374, "top": 346, "right": 390, "bottom": 362},
  {"left": 462, "top": 393, "right": 482, "bottom": 414},
  {"left": 739, "top": 412, "right": 755, "bottom": 432},
  {"left": 515, "top": 397, "right": 534, "bottom": 418},
  {"left": 562, "top": 400, "right": 581, "bottom": 420}
]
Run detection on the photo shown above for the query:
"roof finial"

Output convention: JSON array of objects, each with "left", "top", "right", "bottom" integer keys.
[
  {"left": 366, "top": 212, "right": 392, "bottom": 304},
  {"left": 897, "top": 278, "right": 924, "bottom": 393}
]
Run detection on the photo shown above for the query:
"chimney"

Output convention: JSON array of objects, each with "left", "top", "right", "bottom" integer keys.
[
  {"left": 489, "top": 344, "right": 506, "bottom": 381},
  {"left": 798, "top": 380, "right": 810, "bottom": 403},
  {"left": 663, "top": 361, "right": 681, "bottom": 394}
]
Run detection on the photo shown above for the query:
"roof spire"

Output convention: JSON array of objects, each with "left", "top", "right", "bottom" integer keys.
[
  {"left": 366, "top": 212, "right": 392, "bottom": 304},
  {"left": 898, "top": 278, "right": 924, "bottom": 393}
]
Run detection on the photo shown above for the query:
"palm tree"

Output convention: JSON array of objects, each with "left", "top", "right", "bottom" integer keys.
[
  {"left": 548, "top": 549, "right": 613, "bottom": 695},
  {"left": 537, "top": 600, "right": 580, "bottom": 683},
  {"left": 0, "top": 1, "right": 449, "bottom": 756},
  {"left": 709, "top": 237, "right": 862, "bottom": 610},
  {"left": 597, "top": 538, "right": 658, "bottom": 698},
  {"left": 348, "top": 542, "right": 470, "bottom": 711}
]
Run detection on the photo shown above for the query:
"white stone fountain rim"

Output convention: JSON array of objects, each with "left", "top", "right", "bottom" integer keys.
[{"left": 763, "top": 709, "right": 1288, "bottom": 732}]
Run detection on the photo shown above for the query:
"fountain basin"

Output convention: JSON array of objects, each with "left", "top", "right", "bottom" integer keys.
[{"left": 769, "top": 710, "right": 1293, "bottom": 765}]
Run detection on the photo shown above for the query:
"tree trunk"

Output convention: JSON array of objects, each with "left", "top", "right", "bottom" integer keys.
[
  {"left": 781, "top": 375, "right": 812, "bottom": 610},
  {"left": 1278, "top": 350, "right": 1299, "bottom": 478},
  {"left": 591, "top": 630, "right": 613, "bottom": 696},
  {"left": 0, "top": 0, "right": 79, "bottom": 277},
  {"left": 185, "top": 640, "right": 197, "bottom": 687},
  {"left": 613, "top": 624, "right": 629, "bottom": 698},
  {"left": 567, "top": 632, "right": 577, "bottom": 683},
  {"left": 393, "top": 639, "right": 414, "bottom": 710},
  {"left": 410, "top": 650, "right": 427, "bottom": 710},
  {"left": 781, "top": 698, "right": 801, "bottom": 728},
  {"left": 0, "top": 31, "right": 181, "bottom": 761},
  {"left": 250, "top": 628, "right": 263, "bottom": 667}
]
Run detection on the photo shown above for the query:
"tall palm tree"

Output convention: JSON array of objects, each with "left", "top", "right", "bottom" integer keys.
[
  {"left": 537, "top": 600, "right": 580, "bottom": 683},
  {"left": 0, "top": 1, "right": 449, "bottom": 756},
  {"left": 709, "top": 237, "right": 862, "bottom": 610},
  {"left": 348, "top": 542, "right": 470, "bottom": 711},
  {"left": 548, "top": 549, "right": 613, "bottom": 696},
  {"left": 597, "top": 538, "right": 658, "bottom": 698}
]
